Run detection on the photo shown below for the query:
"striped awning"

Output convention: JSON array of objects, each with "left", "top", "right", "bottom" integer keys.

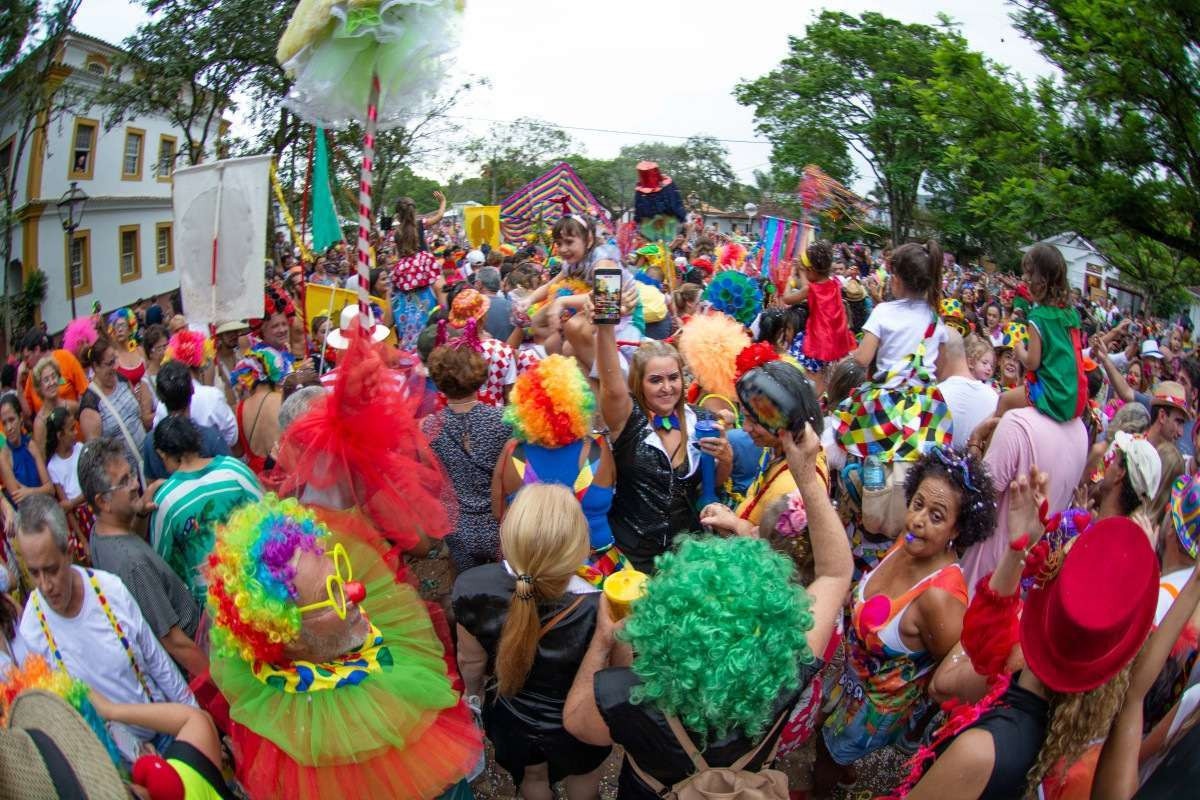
[{"left": 499, "top": 162, "right": 611, "bottom": 242}]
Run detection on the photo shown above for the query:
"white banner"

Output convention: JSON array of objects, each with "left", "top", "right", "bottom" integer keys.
[{"left": 173, "top": 155, "right": 271, "bottom": 326}]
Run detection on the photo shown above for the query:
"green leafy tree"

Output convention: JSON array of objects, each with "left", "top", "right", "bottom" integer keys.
[
  {"left": 1099, "top": 232, "right": 1200, "bottom": 317},
  {"left": 917, "top": 35, "right": 1071, "bottom": 267},
  {"left": 569, "top": 153, "right": 638, "bottom": 220},
  {"left": 618, "top": 137, "right": 743, "bottom": 209},
  {"left": 99, "top": 0, "right": 294, "bottom": 168},
  {"left": 736, "top": 11, "right": 952, "bottom": 243},
  {"left": 1013, "top": 0, "right": 1200, "bottom": 261},
  {"left": 0, "top": 0, "right": 83, "bottom": 344},
  {"left": 325, "top": 80, "right": 478, "bottom": 217},
  {"left": 463, "top": 118, "right": 575, "bottom": 203}
]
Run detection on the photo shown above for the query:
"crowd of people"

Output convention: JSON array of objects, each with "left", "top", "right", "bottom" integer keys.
[{"left": 0, "top": 186, "right": 1198, "bottom": 800}]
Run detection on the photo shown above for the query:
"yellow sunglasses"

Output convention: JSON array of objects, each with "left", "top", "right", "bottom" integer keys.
[{"left": 296, "top": 543, "right": 366, "bottom": 619}]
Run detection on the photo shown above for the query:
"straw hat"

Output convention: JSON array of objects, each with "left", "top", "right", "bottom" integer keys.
[
  {"left": 0, "top": 690, "right": 127, "bottom": 799},
  {"left": 1152, "top": 380, "right": 1192, "bottom": 419},
  {"left": 214, "top": 320, "right": 249, "bottom": 335}
]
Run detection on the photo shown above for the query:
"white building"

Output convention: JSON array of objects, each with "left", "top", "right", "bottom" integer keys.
[{"left": 0, "top": 30, "right": 227, "bottom": 334}]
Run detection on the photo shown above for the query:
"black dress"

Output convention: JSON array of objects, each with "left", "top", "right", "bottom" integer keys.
[
  {"left": 934, "top": 675, "right": 1049, "bottom": 800},
  {"left": 423, "top": 406, "right": 511, "bottom": 572},
  {"left": 594, "top": 660, "right": 822, "bottom": 800},
  {"left": 452, "top": 563, "right": 612, "bottom": 785},
  {"left": 609, "top": 403, "right": 710, "bottom": 572}
]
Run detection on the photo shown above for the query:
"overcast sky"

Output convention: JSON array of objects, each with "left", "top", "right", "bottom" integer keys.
[{"left": 73, "top": 0, "right": 1053, "bottom": 191}]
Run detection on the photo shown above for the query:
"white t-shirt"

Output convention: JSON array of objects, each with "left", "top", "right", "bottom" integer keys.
[
  {"left": 153, "top": 380, "right": 237, "bottom": 446},
  {"left": 862, "top": 298, "right": 947, "bottom": 377},
  {"left": 938, "top": 375, "right": 1000, "bottom": 445},
  {"left": 47, "top": 442, "right": 84, "bottom": 501},
  {"left": 19, "top": 567, "right": 196, "bottom": 718}
]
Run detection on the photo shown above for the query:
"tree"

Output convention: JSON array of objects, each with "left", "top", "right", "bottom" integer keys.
[
  {"left": 326, "top": 80, "right": 479, "bottom": 217},
  {"left": 462, "top": 118, "right": 575, "bottom": 203},
  {"left": 1012, "top": 0, "right": 1200, "bottom": 262},
  {"left": 99, "top": 0, "right": 294, "bottom": 169},
  {"left": 0, "top": 0, "right": 39, "bottom": 72},
  {"left": 618, "top": 137, "right": 743, "bottom": 210},
  {"left": 736, "top": 11, "right": 953, "bottom": 243},
  {"left": 569, "top": 153, "right": 638, "bottom": 220},
  {"left": 1099, "top": 232, "right": 1200, "bottom": 317},
  {"left": 917, "top": 35, "right": 1071, "bottom": 267},
  {"left": 0, "top": 0, "right": 83, "bottom": 345}
]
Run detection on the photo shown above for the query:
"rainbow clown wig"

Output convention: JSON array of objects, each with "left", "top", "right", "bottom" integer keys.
[
  {"left": 206, "top": 495, "right": 330, "bottom": 665},
  {"left": 503, "top": 354, "right": 594, "bottom": 448},
  {"left": 621, "top": 536, "right": 813, "bottom": 742},
  {"left": 106, "top": 307, "right": 139, "bottom": 348},
  {"left": 162, "top": 329, "right": 216, "bottom": 370},
  {"left": 677, "top": 313, "right": 751, "bottom": 401},
  {"left": 1, "top": 655, "right": 123, "bottom": 769},
  {"left": 230, "top": 342, "right": 294, "bottom": 392}
]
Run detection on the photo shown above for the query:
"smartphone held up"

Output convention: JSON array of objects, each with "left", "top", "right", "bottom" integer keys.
[{"left": 592, "top": 266, "right": 622, "bottom": 325}]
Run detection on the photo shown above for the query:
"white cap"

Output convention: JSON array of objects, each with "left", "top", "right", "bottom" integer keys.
[
  {"left": 466, "top": 249, "right": 485, "bottom": 265},
  {"left": 1141, "top": 339, "right": 1164, "bottom": 359}
]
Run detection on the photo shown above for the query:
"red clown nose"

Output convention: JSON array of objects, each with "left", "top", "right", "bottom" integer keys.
[{"left": 344, "top": 581, "right": 367, "bottom": 605}]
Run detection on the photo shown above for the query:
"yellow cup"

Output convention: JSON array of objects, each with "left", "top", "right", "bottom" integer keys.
[{"left": 603, "top": 569, "right": 648, "bottom": 621}]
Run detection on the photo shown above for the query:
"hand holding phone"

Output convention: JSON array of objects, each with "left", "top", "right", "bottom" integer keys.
[{"left": 592, "top": 266, "right": 622, "bottom": 325}]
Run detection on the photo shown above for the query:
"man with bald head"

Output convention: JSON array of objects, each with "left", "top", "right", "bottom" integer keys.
[{"left": 937, "top": 329, "right": 999, "bottom": 445}]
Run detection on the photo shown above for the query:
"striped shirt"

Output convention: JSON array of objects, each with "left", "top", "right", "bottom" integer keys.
[{"left": 150, "top": 455, "right": 263, "bottom": 609}]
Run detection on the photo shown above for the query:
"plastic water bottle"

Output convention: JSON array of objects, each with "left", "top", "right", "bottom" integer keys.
[
  {"left": 863, "top": 455, "right": 886, "bottom": 491},
  {"left": 694, "top": 419, "right": 721, "bottom": 507}
]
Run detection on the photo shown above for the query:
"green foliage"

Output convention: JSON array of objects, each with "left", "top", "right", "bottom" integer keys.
[
  {"left": 618, "top": 137, "right": 741, "bottom": 210},
  {"left": 1012, "top": 0, "right": 1200, "bottom": 262},
  {"left": 100, "top": 0, "right": 294, "bottom": 167},
  {"left": 463, "top": 118, "right": 576, "bottom": 203},
  {"left": 0, "top": 0, "right": 38, "bottom": 73},
  {"left": 0, "top": 268, "right": 48, "bottom": 334},
  {"left": 917, "top": 35, "right": 1071, "bottom": 268},
  {"left": 735, "top": 11, "right": 952, "bottom": 243},
  {"left": 1097, "top": 232, "right": 1200, "bottom": 317}
]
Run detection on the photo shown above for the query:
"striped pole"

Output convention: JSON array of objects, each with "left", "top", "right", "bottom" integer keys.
[{"left": 355, "top": 73, "right": 381, "bottom": 322}]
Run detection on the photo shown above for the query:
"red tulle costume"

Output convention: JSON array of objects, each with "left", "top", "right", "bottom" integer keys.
[{"left": 218, "top": 324, "right": 479, "bottom": 799}]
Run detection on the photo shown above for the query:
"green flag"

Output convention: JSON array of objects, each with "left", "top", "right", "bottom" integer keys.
[{"left": 311, "top": 127, "right": 342, "bottom": 252}]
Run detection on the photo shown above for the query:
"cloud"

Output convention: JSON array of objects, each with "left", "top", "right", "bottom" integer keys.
[{"left": 76, "top": 0, "right": 1052, "bottom": 191}]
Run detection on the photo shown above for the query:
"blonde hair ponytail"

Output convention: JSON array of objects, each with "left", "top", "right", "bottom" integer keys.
[{"left": 495, "top": 483, "right": 590, "bottom": 697}]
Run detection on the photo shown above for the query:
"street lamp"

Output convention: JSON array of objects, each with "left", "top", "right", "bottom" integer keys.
[
  {"left": 743, "top": 202, "right": 758, "bottom": 240},
  {"left": 57, "top": 181, "right": 88, "bottom": 318}
]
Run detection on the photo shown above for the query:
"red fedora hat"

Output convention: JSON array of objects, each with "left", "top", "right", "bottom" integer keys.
[
  {"left": 1020, "top": 516, "right": 1158, "bottom": 693},
  {"left": 636, "top": 161, "right": 673, "bottom": 194}
]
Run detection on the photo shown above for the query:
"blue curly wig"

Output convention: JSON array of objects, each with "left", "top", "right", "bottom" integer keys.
[{"left": 621, "top": 536, "right": 813, "bottom": 742}]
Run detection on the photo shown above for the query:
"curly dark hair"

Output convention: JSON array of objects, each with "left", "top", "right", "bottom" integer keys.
[{"left": 903, "top": 447, "right": 997, "bottom": 550}]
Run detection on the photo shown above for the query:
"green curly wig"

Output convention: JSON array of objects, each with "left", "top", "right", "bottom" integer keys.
[{"left": 621, "top": 536, "right": 814, "bottom": 742}]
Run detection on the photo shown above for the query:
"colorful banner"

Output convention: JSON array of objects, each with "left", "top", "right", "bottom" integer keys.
[
  {"left": 464, "top": 205, "right": 502, "bottom": 249},
  {"left": 758, "top": 216, "right": 815, "bottom": 293},
  {"left": 499, "top": 162, "right": 611, "bottom": 242}
]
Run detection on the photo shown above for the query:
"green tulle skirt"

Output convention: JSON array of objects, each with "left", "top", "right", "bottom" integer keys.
[{"left": 213, "top": 528, "right": 481, "bottom": 799}]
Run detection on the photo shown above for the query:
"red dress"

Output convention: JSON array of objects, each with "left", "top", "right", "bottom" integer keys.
[{"left": 803, "top": 278, "right": 857, "bottom": 362}]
